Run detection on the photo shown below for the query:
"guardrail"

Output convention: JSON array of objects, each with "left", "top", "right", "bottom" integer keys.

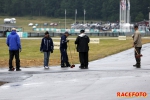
[{"left": 1, "top": 32, "right": 150, "bottom": 37}]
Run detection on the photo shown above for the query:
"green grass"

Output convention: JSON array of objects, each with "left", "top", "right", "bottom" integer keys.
[
  {"left": 0, "top": 16, "right": 150, "bottom": 67},
  {"left": 0, "top": 16, "right": 100, "bottom": 32},
  {"left": 1, "top": 38, "right": 150, "bottom": 67}
]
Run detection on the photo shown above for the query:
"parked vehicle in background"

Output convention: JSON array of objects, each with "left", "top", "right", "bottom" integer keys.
[
  {"left": 28, "top": 23, "right": 34, "bottom": 26},
  {"left": 54, "top": 23, "right": 58, "bottom": 26},
  {"left": 43, "top": 23, "right": 48, "bottom": 26},
  {"left": 32, "top": 26, "right": 36, "bottom": 29},
  {"left": 35, "top": 24, "right": 38, "bottom": 26},
  {"left": 4, "top": 18, "right": 16, "bottom": 24},
  {"left": 50, "top": 23, "right": 54, "bottom": 26}
]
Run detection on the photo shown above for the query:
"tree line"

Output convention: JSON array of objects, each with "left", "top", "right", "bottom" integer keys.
[{"left": 0, "top": 0, "right": 150, "bottom": 22}]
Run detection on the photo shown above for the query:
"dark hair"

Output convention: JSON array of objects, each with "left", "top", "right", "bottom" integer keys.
[
  {"left": 80, "top": 30, "right": 85, "bottom": 33},
  {"left": 134, "top": 25, "right": 138, "bottom": 29},
  {"left": 45, "top": 31, "right": 49, "bottom": 35},
  {"left": 64, "top": 31, "right": 69, "bottom": 34}
]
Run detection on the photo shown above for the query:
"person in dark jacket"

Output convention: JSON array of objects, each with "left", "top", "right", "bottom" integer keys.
[
  {"left": 60, "top": 32, "right": 70, "bottom": 67},
  {"left": 75, "top": 30, "right": 90, "bottom": 69},
  {"left": 6, "top": 28, "right": 21, "bottom": 71},
  {"left": 40, "top": 31, "right": 54, "bottom": 69}
]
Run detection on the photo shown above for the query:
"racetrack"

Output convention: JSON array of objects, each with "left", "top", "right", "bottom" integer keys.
[{"left": 0, "top": 43, "right": 150, "bottom": 100}]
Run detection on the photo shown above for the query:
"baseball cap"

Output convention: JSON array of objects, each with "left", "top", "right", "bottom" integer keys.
[
  {"left": 64, "top": 31, "right": 71, "bottom": 35},
  {"left": 11, "top": 28, "right": 16, "bottom": 31},
  {"left": 80, "top": 30, "right": 85, "bottom": 33}
]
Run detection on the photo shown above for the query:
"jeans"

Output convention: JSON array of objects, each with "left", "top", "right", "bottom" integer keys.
[
  {"left": 44, "top": 52, "right": 50, "bottom": 67},
  {"left": 9, "top": 50, "right": 20, "bottom": 69}
]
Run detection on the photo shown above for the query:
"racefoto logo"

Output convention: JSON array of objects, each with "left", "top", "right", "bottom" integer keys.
[{"left": 117, "top": 92, "right": 148, "bottom": 98}]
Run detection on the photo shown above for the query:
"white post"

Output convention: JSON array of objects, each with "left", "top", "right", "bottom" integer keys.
[
  {"left": 127, "top": 0, "right": 130, "bottom": 23},
  {"left": 127, "top": 0, "right": 129, "bottom": 23},
  {"left": 121, "top": 0, "right": 125, "bottom": 33},
  {"left": 65, "top": 9, "right": 66, "bottom": 29},
  {"left": 149, "top": 12, "right": 150, "bottom": 28},
  {"left": 123, "top": 0, "right": 125, "bottom": 23},
  {"left": 120, "top": 1, "right": 122, "bottom": 32},
  {"left": 84, "top": 9, "right": 86, "bottom": 24},
  {"left": 124, "top": 0, "right": 127, "bottom": 23},
  {"left": 123, "top": 0, "right": 126, "bottom": 23},
  {"left": 120, "top": 0, "right": 123, "bottom": 32},
  {"left": 122, "top": 0, "right": 124, "bottom": 24},
  {"left": 75, "top": 9, "right": 77, "bottom": 24}
]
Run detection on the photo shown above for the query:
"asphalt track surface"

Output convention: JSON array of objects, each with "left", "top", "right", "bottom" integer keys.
[{"left": 0, "top": 43, "right": 150, "bottom": 100}]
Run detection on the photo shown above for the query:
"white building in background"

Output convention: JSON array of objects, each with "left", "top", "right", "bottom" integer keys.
[
  {"left": 4, "top": 18, "right": 16, "bottom": 24},
  {"left": 120, "top": 0, "right": 131, "bottom": 32}
]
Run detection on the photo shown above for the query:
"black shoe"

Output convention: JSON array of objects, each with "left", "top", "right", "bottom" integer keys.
[
  {"left": 66, "top": 64, "right": 71, "bottom": 67},
  {"left": 61, "top": 66, "right": 67, "bottom": 68},
  {"left": 66, "top": 63, "right": 71, "bottom": 67},
  {"left": 133, "top": 64, "right": 137, "bottom": 67},
  {"left": 16, "top": 69, "right": 21, "bottom": 71},
  {"left": 136, "top": 65, "right": 141, "bottom": 68},
  {"left": 8, "top": 68, "right": 15, "bottom": 71},
  {"left": 79, "top": 66, "right": 85, "bottom": 69},
  {"left": 79, "top": 66, "right": 81, "bottom": 68},
  {"left": 133, "top": 63, "right": 141, "bottom": 68},
  {"left": 84, "top": 67, "right": 88, "bottom": 69},
  {"left": 61, "top": 64, "right": 66, "bottom": 68}
]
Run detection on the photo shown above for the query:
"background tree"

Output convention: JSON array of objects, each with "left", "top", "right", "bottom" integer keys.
[
  {"left": 0, "top": 0, "right": 149, "bottom": 22},
  {"left": 135, "top": 12, "right": 144, "bottom": 22}
]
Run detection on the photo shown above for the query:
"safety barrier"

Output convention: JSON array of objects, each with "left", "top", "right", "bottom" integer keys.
[{"left": 1, "top": 32, "right": 150, "bottom": 37}]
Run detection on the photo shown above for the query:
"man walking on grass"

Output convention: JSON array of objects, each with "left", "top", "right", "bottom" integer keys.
[
  {"left": 6, "top": 28, "right": 21, "bottom": 71},
  {"left": 75, "top": 30, "right": 90, "bottom": 69},
  {"left": 132, "top": 25, "right": 142, "bottom": 68}
]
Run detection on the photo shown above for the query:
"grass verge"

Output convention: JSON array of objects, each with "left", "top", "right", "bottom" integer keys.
[
  {"left": 0, "top": 38, "right": 150, "bottom": 67},
  {"left": 0, "top": 16, "right": 100, "bottom": 32}
]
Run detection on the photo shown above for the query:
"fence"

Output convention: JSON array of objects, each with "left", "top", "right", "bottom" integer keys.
[{"left": 1, "top": 31, "right": 150, "bottom": 37}]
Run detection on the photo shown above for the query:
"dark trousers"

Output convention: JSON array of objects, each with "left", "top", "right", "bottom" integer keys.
[
  {"left": 79, "top": 52, "right": 88, "bottom": 67},
  {"left": 9, "top": 50, "right": 20, "bottom": 69},
  {"left": 60, "top": 49, "right": 70, "bottom": 66},
  {"left": 134, "top": 47, "right": 141, "bottom": 65}
]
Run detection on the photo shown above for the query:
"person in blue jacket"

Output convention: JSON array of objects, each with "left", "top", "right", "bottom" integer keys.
[
  {"left": 6, "top": 28, "right": 21, "bottom": 71},
  {"left": 40, "top": 31, "right": 54, "bottom": 69},
  {"left": 60, "top": 32, "right": 70, "bottom": 68}
]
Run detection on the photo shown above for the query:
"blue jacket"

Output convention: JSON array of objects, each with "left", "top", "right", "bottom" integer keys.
[
  {"left": 60, "top": 35, "right": 68, "bottom": 49},
  {"left": 40, "top": 37, "right": 54, "bottom": 52},
  {"left": 6, "top": 31, "right": 21, "bottom": 50}
]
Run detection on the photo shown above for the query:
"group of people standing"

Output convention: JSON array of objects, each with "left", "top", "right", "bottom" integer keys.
[
  {"left": 6, "top": 25, "right": 142, "bottom": 71},
  {"left": 6, "top": 28, "right": 90, "bottom": 71},
  {"left": 40, "top": 30, "right": 90, "bottom": 69}
]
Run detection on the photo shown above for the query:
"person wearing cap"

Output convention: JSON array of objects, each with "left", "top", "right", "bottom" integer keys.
[
  {"left": 75, "top": 30, "right": 90, "bottom": 69},
  {"left": 40, "top": 31, "right": 54, "bottom": 69},
  {"left": 60, "top": 32, "right": 70, "bottom": 67},
  {"left": 6, "top": 28, "right": 22, "bottom": 71},
  {"left": 133, "top": 25, "right": 142, "bottom": 68}
]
